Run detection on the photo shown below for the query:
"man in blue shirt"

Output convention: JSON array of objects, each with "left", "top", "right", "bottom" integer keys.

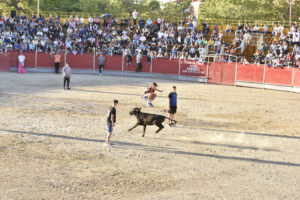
[{"left": 168, "top": 86, "right": 177, "bottom": 126}]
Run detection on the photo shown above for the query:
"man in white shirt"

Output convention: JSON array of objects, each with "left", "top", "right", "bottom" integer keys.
[
  {"left": 132, "top": 10, "right": 139, "bottom": 26},
  {"left": 18, "top": 52, "right": 26, "bottom": 73},
  {"left": 136, "top": 52, "right": 142, "bottom": 73}
]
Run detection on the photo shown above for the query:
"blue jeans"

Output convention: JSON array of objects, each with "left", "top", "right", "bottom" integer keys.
[{"left": 107, "top": 123, "right": 113, "bottom": 133}]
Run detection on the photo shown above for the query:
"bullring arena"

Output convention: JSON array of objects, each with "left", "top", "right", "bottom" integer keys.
[{"left": 0, "top": 71, "right": 300, "bottom": 199}]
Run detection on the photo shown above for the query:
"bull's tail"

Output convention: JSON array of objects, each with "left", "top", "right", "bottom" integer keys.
[{"left": 164, "top": 117, "right": 177, "bottom": 124}]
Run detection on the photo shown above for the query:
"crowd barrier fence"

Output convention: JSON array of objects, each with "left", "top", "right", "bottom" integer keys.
[{"left": 1, "top": 51, "right": 299, "bottom": 93}]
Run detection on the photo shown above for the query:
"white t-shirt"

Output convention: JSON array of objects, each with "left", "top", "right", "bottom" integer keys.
[
  {"left": 132, "top": 11, "right": 139, "bottom": 19},
  {"left": 18, "top": 55, "right": 25, "bottom": 64}
]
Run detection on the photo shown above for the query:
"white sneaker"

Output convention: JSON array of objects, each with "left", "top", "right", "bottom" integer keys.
[{"left": 104, "top": 142, "right": 111, "bottom": 147}]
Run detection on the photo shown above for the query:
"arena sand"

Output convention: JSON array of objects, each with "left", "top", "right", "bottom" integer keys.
[{"left": 0, "top": 73, "right": 300, "bottom": 200}]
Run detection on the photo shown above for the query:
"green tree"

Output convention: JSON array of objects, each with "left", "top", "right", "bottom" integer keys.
[{"left": 198, "top": 0, "right": 300, "bottom": 22}]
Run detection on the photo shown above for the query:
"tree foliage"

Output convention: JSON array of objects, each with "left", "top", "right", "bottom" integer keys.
[
  {"left": 198, "top": 0, "right": 300, "bottom": 22},
  {"left": 1, "top": 0, "right": 298, "bottom": 22}
]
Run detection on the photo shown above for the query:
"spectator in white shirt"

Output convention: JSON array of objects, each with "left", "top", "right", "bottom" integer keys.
[{"left": 132, "top": 10, "right": 139, "bottom": 26}]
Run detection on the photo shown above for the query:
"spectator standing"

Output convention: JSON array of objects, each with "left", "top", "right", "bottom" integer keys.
[
  {"left": 98, "top": 53, "right": 105, "bottom": 76},
  {"left": 53, "top": 51, "right": 62, "bottom": 74},
  {"left": 168, "top": 86, "right": 177, "bottom": 127},
  {"left": 18, "top": 52, "right": 26, "bottom": 73},
  {"left": 132, "top": 9, "right": 139, "bottom": 26},
  {"left": 136, "top": 52, "right": 142, "bottom": 72},
  {"left": 62, "top": 63, "right": 72, "bottom": 90},
  {"left": 105, "top": 100, "right": 119, "bottom": 146}
]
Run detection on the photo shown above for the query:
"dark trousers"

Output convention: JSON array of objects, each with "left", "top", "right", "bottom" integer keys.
[
  {"left": 63, "top": 77, "right": 70, "bottom": 88},
  {"left": 99, "top": 64, "right": 104, "bottom": 74},
  {"left": 136, "top": 63, "right": 142, "bottom": 72},
  {"left": 55, "top": 62, "right": 60, "bottom": 74},
  {"left": 126, "top": 55, "right": 132, "bottom": 64},
  {"left": 134, "top": 19, "right": 137, "bottom": 26}
]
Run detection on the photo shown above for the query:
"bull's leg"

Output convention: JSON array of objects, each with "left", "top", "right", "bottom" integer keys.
[
  {"left": 155, "top": 122, "right": 164, "bottom": 134},
  {"left": 142, "top": 125, "right": 147, "bottom": 137},
  {"left": 128, "top": 123, "right": 139, "bottom": 132}
]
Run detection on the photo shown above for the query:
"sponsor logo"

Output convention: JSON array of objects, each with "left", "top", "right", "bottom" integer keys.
[{"left": 182, "top": 64, "right": 205, "bottom": 75}]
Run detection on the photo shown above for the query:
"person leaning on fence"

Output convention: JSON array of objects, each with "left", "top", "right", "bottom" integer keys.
[
  {"left": 98, "top": 53, "right": 105, "bottom": 76},
  {"left": 136, "top": 52, "right": 142, "bottom": 73},
  {"left": 62, "top": 63, "right": 72, "bottom": 90},
  {"left": 53, "top": 51, "right": 62, "bottom": 74},
  {"left": 124, "top": 48, "right": 133, "bottom": 66}
]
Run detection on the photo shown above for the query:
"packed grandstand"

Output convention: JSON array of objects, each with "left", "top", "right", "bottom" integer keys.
[{"left": 0, "top": 13, "right": 299, "bottom": 68}]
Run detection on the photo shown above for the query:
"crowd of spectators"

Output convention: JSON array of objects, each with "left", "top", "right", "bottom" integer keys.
[
  {"left": 0, "top": 12, "right": 299, "bottom": 68},
  {"left": 251, "top": 23, "right": 300, "bottom": 68}
]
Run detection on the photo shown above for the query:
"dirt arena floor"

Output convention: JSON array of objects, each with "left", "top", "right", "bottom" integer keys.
[{"left": 0, "top": 72, "right": 300, "bottom": 200}]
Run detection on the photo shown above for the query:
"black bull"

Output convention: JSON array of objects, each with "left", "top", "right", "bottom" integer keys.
[{"left": 128, "top": 107, "right": 177, "bottom": 137}]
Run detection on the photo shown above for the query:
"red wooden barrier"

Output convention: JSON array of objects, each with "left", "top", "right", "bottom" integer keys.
[
  {"left": 293, "top": 68, "right": 300, "bottom": 87},
  {"left": 180, "top": 59, "right": 207, "bottom": 77},
  {"left": 236, "top": 64, "right": 264, "bottom": 83},
  {"left": 208, "top": 62, "right": 222, "bottom": 84},
  {"left": 23, "top": 52, "right": 35, "bottom": 67},
  {"left": 66, "top": 54, "right": 93, "bottom": 69},
  {"left": 37, "top": 53, "right": 55, "bottom": 68},
  {"left": 208, "top": 62, "right": 235, "bottom": 85},
  {"left": 221, "top": 63, "right": 236, "bottom": 85},
  {"left": 264, "top": 67, "right": 293, "bottom": 86},
  {"left": 152, "top": 58, "right": 179, "bottom": 75},
  {"left": 4, "top": 51, "right": 300, "bottom": 92},
  {"left": 8, "top": 51, "right": 19, "bottom": 67},
  {"left": 0, "top": 54, "right": 10, "bottom": 72}
]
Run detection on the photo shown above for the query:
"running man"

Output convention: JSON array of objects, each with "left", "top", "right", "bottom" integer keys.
[
  {"left": 168, "top": 86, "right": 177, "bottom": 126},
  {"left": 105, "top": 100, "right": 119, "bottom": 146},
  {"left": 62, "top": 63, "right": 72, "bottom": 90},
  {"left": 142, "top": 82, "right": 163, "bottom": 107}
]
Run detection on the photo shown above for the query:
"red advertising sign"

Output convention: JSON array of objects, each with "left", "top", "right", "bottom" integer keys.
[{"left": 180, "top": 59, "right": 207, "bottom": 77}]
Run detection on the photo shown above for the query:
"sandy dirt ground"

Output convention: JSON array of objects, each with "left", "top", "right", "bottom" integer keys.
[{"left": 0, "top": 72, "right": 300, "bottom": 200}]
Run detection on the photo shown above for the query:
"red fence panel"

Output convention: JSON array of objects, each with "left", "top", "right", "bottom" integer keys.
[
  {"left": 0, "top": 54, "right": 10, "bottom": 72},
  {"left": 208, "top": 62, "right": 222, "bottom": 84},
  {"left": 98, "top": 55, "right": 122, "bottom": 71},
  {"left": 180, "top": 59, "right": 207, "bottom": 77},
  {"left": 66, "top": 54, "right": 93, "bottom": 69},
  {"left": 264, "top": 67, "right": 293, "bottom": 86},
  {"left": 22, "top": 52, "right": 35, "bottom": 67},
  {"left": 208, "top": 62, "right": 235, "bottom": 85},
  {"left": 8, "top": 51, "right": 19, "bottom": 67},
  {"left": 293, "top": 68, "right": 300, "bottom": 87},
  {"left": 37, "top": 53, "right": 55, "bottom": 68},
  {"left": 220, "top": 63, "right": 236, "bottom": 85},
  {"left": 152, "top": 58, "right": 179, "bottom": 75},
  {"left": 236, "top": 64, "right": 264, "bottom": 83}
]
